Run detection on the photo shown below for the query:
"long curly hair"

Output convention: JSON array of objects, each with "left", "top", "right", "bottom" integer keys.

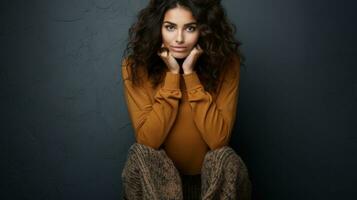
[{"left": 123, "top": 0, "right": 245, "bottom": 93}]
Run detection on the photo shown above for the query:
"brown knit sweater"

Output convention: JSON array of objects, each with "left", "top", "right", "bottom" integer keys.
[{"left": 121, "top": 56, "right": 240, "bottom": 175}]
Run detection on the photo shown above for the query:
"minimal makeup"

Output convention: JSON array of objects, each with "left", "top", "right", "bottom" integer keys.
[{"left": 161, "top": 5, "right": 200, "bottom": 59}]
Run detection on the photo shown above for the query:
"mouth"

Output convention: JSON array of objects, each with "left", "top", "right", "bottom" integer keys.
[{"left": 171, "top": 46, "right": 187, "bottom": 52}]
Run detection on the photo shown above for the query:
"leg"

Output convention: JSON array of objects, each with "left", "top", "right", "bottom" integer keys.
[
  {"left": 121, "top": 143, "right": 183, "bottom": 200},
  {"left": 201, "top": 146, "right": 252, "bottom": 200}
]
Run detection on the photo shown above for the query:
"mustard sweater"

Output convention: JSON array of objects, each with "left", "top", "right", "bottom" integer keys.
[{"left": 121, "top": 56, "right": 240, "bottom": 175}]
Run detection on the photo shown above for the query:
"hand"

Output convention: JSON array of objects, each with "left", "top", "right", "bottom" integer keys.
[
  {"left": 182, "top": 44, "right": 203, "bottom": 74},
  {"left": 157, "top": 44, "right": 180, "bottom": 74}
]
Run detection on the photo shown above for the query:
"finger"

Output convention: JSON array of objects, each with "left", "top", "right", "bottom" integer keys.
[
  {"left": 161, "top": 44, "right": 167, "bottom": 52},
  {"left": 197, "top": 45, "right": 203, "bottom": 54},
  {"left": 168, "top": 51, "right": 174, "bottom": 58},
  {"left": 197, "top": 44, "right": 202, "bottom": 51},
  {"left": 158, "top": 47, "right": 168, "bottom": 57},
  {"left": 158, "top": 49, "right": 164, "bottom": 57}
]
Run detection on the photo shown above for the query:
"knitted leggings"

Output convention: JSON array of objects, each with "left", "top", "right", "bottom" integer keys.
[{"left": 121, "top": 143, "right": 251, "bottom": 200}]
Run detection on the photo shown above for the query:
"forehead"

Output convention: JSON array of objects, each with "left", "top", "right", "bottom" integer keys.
[{"left": 163, "top": 6, "right": 196, "bottom": 23}]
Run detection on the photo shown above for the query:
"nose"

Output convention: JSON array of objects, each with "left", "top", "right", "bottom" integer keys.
[{"left": 175, "top": 30, "right": 184, "bottom": 43}]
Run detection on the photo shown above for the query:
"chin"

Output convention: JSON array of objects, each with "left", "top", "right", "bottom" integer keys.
[{"left": 172, "top": 52, "right": 188, "bottom": 59}]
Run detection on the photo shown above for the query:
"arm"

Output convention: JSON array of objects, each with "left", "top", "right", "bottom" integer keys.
[
  {"left": 183, "top": 56, "right": 240, "bottom": 150},
  {"left": 121, "top": 60, "right": 182, "bottom": 149}
]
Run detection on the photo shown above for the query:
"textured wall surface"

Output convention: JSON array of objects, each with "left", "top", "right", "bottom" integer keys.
[{"left": 2, "top": 0, "right": 356, "bottom": 199}]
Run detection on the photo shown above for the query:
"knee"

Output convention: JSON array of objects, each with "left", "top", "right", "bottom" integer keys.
[
  {"left": 129, "top": 142, "right": 156, "bottom": 151},
  {"left": 124, "top": 142, "right": 168, "bottom": 168},
  {"left": 122, "top": 143, "right": 155, "bottom": 178},
  {"left": 127, "top": 142, "right": 159, "bottom": 157},
  {"left": 204, "top": 146, "right": 236, "bottom": 160},
  {"left": 203, "top": 146, "right": 244, "bottom": 170}
]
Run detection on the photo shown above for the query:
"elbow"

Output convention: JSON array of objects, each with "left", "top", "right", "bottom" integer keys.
[
  {"left": 134, "top": 121, "right": 167, "bottom": 150},
  {"left": 136, "top": 130, "right": 162, "bottom": 150},
  {"left": 209, "top": 140, "right": 229, "bottom": 150},
  {"left": 207, "top": 133, "right": 230, "bottom": 150},
  {"left": 207, "top": 124, "right": 232, "bottom": 150},
  {"left": 136, "top": 137, "right": 161, "bottom": 150}
]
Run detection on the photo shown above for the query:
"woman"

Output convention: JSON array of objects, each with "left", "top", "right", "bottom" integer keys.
[{"left": 121, "top": 0, "right": 251, "bottom": 199}]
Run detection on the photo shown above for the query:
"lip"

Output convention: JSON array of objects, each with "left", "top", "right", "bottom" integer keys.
[{"left": 171, "top": 46, "right": 187, "bottom": 52}]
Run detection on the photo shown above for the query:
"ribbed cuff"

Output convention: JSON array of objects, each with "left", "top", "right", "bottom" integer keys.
[
  {"left": 183, "top": 71, "right": 202, "bottom": 90},
  {"left": 163, "top": 72, "right": 180, "bottom": 89}
]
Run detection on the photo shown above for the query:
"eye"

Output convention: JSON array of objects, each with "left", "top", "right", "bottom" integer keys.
[
  {"left": 165, "top": 25, "right": 175, "bottom": 31},
  {"left": 186, "top": 26, "right": 196, "bottom": 32}
]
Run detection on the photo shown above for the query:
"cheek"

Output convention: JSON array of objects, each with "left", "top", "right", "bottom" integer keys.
[
  {"left": 188, "top": 34, "right": 200, "bottom": 46},
  {"left": 161, "top": 31, "right": 172, "bottom": 44},
  {"left": 194, "top": 33, "right": 200, "bottom": 43}
]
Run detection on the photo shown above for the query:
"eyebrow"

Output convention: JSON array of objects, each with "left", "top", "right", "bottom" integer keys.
[{"left": 163, "top": 21, "right": 197, "bottom": 26}]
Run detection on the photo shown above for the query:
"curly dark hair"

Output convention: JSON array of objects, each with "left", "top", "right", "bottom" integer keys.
[{"left": 123, "top": 0, "right": 245, "bottom": 93}]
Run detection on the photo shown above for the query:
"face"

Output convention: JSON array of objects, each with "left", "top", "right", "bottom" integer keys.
[{"left": 161, "top": 6, "right": 200, "bottom": 59}]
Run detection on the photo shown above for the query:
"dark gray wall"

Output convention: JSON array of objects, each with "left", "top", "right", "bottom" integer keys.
[{"left": 3, "top": 0, "right": 356, "bottom": 199}]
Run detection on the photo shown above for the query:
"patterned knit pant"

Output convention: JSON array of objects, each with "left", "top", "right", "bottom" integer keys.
[{"left": 121, "top": 143, "right": 251, "bottom": 200}]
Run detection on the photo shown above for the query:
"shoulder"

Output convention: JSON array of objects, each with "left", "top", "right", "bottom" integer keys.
[
  {"left": 121, "top": 57, "right": 148, "bottom": 81},
  {"left": 121, "top": 57, "right": 151, "bottom": 90},
  {"left": 121, "top": 57, "right": 131, "bottom": 80}
]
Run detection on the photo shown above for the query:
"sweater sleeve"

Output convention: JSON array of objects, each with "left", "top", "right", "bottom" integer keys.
[
  {"left": 121, "top": 60, "right": 182, "bottom": 150},
  {"left": 182, "top": 57, "right": 240, "bottom": 150}
]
